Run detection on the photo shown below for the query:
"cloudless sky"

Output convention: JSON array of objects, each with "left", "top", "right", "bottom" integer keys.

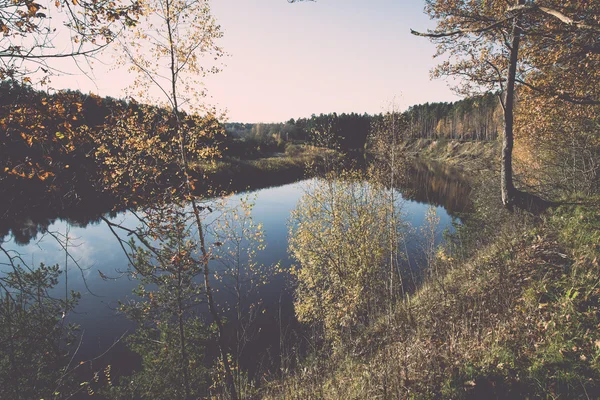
[{"left": 48, "top": 0, "right": 460, "bottom": 123}]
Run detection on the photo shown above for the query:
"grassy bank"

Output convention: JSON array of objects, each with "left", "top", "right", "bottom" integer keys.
[
  {"left": 401, "top": 138, "right": 499, "bottom": 171},
  {"left": 190, "top": 145, "right": 339, "bottom": 193},
  {"left": 262, "top": 178, "right": 600, "bottom": 398}
]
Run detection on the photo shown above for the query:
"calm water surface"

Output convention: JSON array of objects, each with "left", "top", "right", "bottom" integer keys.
[{"left": 0, "top": 161, "right": 471, "bottom": 378}]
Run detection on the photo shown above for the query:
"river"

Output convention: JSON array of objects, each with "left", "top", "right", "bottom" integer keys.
[{"left": 0, "top": 160, "right": 471, "bottom": 380}]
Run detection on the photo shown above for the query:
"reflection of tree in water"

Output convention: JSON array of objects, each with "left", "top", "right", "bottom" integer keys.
[
  {"left": 0, "top": 181, "right": 121, "bottom": 244},
  {"left": 2, "top": 159, "right": 472, "bottom": 245},
  {"left": 0, "top": 168, "right": 311, "bottom": 245},
  {"left": 3, "top": 210, "right": 122, "bottom": 246},
  {"left": 397, "top": 160, "right": 472, "bottom": 215}
]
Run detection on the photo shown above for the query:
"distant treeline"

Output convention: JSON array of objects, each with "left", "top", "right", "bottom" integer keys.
[
  {"left": 224, "top": 113, "right": 372, "bottom": 157},
  {"left": 405, "top": 92, "right": 501, "bottom": 141},
  {"left": 224, "top": 92, "right": 502, "bottom": 156},
  {"left": 0, "top": 80, "right": 502, "bottom": 196}
]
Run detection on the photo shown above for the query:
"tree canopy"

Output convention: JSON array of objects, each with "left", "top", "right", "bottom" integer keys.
[
  {"left": 0, "top": 0, "right": 141, "bottom": 81},
  {"left": 414, "top": 0, "right": 600, "bottom": 209}
]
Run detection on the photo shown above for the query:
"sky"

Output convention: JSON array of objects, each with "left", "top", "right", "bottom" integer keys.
[{"left": 46, "top": 0, "right": 460, "bottom": 123}]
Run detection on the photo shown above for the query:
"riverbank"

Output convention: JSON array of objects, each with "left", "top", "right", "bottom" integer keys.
[
  {"left": 262, "top": 147, "right": 600, "bottom": 399},
  {"left": 190, "top": 145, "right": 337, "bottom": 194},
  {"left": 265, "top": 198, "right": 600, "bottom": 399},
  {"left": 401, "top": 138, "right": 499, "bottom": 171}
]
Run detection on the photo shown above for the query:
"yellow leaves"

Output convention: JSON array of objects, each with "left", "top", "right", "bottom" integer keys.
[{"left": 290, "top": 175, "right": 400, "bottom": 341}]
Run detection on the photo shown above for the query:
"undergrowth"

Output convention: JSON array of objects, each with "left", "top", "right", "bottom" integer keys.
[{"left": 262, "top": 194, "right": 600, "bottom": 399}]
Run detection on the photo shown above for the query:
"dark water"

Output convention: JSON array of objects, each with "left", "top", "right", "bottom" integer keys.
[{"left": 0, "top": 160, "right": 471, "bottom": 379}]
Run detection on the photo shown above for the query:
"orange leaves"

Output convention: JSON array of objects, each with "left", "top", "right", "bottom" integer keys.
[
  {"left": 1, "top": 0, "right": 143, "bottom": 79},
  {"left": 26, "top": 2, "right": 41, "bottom": 16},
  {"left": 5, "top": 163, "right": 55, "bottom": 181},
  {"left": 37, "top": 170, "right": 54, "bottom": 181},
  {"left": 0, "top": 87, "right": 93, "bottom": 188}
]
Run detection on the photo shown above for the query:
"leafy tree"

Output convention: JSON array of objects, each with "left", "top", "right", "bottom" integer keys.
[
  {"left": 369, "top": 108, "right": 410, "bottom": 307},
  {"left": 117, "top": 0, "right": 223, "bottom": 111},
  {"left": 0, "top": 0, "right": 141, "bottom": 81},
  {"left": 109, "top": 0, "right": 239, "bottom": 397},
  {"left": 210, "top": 197, "right": 278, "bottom": 397},
  {"left": 103, "top": 205, "right": 211, "bottom": 399},
  {"left": 412, "top": 0, "right": 600, "bottom": 209},
  {"left": 94, "top": 103, "right": 224, "bottom": 201},
  {"left": 515, "top": 90, "right": 600, "bottom": 196},
  {"left": 289, "top": 171, "right": 406, "bottom": 345}
]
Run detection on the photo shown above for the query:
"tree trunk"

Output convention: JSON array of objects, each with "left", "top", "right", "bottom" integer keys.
[
  {"left": 164, "top": 0, "right": 237, "bottom": 395},
  {"left": 193, "top": 207, "right": 239, "bottom": 400},
  {"left": 501, "top": 0, "right": 523, "bottom": 209},
  {"left": 177, "top": 271, "right": 191, "bottom": 399}
]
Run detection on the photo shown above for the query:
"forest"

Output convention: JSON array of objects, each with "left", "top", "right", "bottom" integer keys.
[
  {"left": 1, "top": 0, "right": 600, "bottom": 399},
  {"left": 223, "top": 92, "right": 502, "bottom": 156}
]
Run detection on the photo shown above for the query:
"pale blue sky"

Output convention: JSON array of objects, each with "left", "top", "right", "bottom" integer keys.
[{"left": 48, "top": 0, "right": 460, "bottom": 122}]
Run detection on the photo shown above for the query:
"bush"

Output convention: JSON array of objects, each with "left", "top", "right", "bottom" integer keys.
[{"left": 284, "top": 143, "right": 305, "bottom": 157}]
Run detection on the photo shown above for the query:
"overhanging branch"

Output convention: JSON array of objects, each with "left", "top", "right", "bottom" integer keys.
[
  {"left": 413, "top": 4, "right": 600, "bottom": 39},
  {"left": 517, "top": 78, "right": 600, "bottom": 105},
  {"left": 509, "top": 4, "right": 600, "bottom": 32},
  {"left": 411, "top": 15, "right": 513, "bottom": 38}
]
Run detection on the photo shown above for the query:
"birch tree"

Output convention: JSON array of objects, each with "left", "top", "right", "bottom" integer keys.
[
  {"left": 105, "top": 0, "right": 239, "bottom": 398},
  {"left": 289, "top": 171, "right": 406, "bottom": 345}
]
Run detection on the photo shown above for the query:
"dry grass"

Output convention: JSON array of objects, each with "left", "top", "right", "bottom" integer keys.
[
  {"left": 262, "top": 197, "right": 600, "bottom": 399},
  {"left": 402, "top": 138, "right": 499, "bottom": 172}
]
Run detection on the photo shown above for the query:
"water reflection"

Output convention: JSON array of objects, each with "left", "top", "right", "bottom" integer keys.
[
  {"left": 397, "top": 159, "right": 472, "bottom": 215},
  {"left": 0, "top": 160, "right": 472, "bottom": 380},
  {"left": 0, "top": 160, "right": 310, "bottom": 245}
]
